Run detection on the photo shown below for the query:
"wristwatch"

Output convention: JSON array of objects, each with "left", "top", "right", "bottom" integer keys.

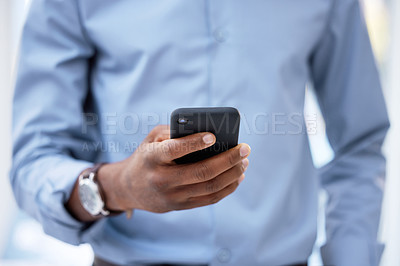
[{"left": 78, "top": 163, "right": 111, "bottom": 216}]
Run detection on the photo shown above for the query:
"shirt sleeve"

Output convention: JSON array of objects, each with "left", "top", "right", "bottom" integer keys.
[
  {"left": 310, "top": 0, "right": 390, "bottom": 265},
  {"left": 10, "top": 0, "right": 98, "bottom": 245}
]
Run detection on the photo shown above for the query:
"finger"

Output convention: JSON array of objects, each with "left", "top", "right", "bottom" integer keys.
[
  {"left": 144, "top": 125, "right": 170, "bottom": 143},
  {"left": 178, "top": 159, "right": 248, "bottom": 198},
  {"left": 154, "top": 127, "right": 171, "bottom": 142},
  {"left": 156, "top": 132, "right": 216, "bottom": 163},
  {"left": 175, "top": 143, "right": 251, "bottom": 185},
  {"left": 176, "top": 181, "right": 240, "bottom": 210}
]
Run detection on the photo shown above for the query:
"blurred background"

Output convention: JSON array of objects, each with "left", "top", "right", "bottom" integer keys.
[{"left": 0, "top": 0, "right": 399, "bottom": 265}]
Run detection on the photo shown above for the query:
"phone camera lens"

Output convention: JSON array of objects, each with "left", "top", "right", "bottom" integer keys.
[{"left": 177, "top": 117, "right": 188, "bottom": 124}]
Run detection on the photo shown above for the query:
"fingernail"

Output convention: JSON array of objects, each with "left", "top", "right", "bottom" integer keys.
[
  {"left": 239, "top": 174, "right": 245, "bottom": 184},
  {"left": 240, "top": 144, "right": 251, "bottom": 157},
  {"left": 242, "top": 159, "right": 249, "bottom": 169},
  {"left": 203, "top": 134, "right": 214, "bottom": 144}
]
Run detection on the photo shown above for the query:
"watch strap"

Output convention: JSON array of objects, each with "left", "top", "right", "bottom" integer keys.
[{"left": 83, "top": 163, "right": 123, "bottom": 217}]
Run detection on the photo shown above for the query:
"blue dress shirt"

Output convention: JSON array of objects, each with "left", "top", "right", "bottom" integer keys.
[{"left": 11, "top": 0, "right": 389, "bottom": 265}]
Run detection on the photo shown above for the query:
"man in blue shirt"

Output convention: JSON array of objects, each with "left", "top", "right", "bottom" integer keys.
[{"left": 11, "top": 0, "right": 389, "bottom": 265}]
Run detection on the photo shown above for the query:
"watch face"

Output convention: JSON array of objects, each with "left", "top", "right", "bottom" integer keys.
[{"left": 78, "top": 179, "right": 103, "bottom": 216}]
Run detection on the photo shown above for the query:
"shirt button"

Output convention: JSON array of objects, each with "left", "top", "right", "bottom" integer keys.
[
  {"left": 213, "top": 27, "right": 229, "bottom": 43},
  {"left": 217, "top": 248, "right": 231, "bottom": 263}
]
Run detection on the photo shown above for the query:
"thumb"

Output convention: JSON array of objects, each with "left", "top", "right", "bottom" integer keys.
[{"left": 156, "top": 132, "right": 216, "bottom": 163}]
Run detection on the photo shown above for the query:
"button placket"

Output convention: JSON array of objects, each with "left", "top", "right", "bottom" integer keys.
[
  {"left": 217, "top": 248, "right": 232, "bottom": 263},
  {"left": 213, "top": 27, "right": 230, "bottom": 43}
]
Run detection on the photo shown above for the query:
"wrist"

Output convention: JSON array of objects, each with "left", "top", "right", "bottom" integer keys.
[{"left": 97, "top": 162, "right": 128, "bottom": 212}]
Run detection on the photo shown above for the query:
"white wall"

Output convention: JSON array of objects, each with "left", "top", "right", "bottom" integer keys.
[
  {"left": 380, "top": 0, "right": 400, "bottom": 265},
  {"left": 0, "top": 0, "right": 17, "bottom": 253}
]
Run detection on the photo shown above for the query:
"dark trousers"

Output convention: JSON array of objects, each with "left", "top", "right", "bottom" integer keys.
[{"left": 93, "top": 256, "right": 307, "bottom": 266}]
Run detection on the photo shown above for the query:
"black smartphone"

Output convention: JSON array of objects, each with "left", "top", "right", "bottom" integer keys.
[{"left": 170, "top": 107, "right": 240, "bottom": 164}]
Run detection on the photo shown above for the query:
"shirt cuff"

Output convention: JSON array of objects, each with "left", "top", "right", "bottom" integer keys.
[
  {"left": 321, "top": 237, "right": 384, "bottom": 266},
  {"left": 36, "top": 159, "right": 94, "bottom": 245}
]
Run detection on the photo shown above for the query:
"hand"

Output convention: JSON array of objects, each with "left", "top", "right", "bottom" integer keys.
[{"left": 99, "top": 125, "right": 251, "bottom": 213}]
